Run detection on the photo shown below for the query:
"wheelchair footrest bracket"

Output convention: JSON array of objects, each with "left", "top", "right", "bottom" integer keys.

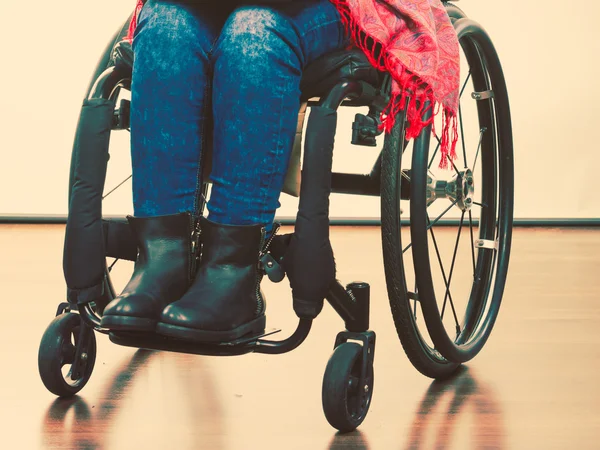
[{"left": 333, "top": 330, "right": 376, "bottom": 396}]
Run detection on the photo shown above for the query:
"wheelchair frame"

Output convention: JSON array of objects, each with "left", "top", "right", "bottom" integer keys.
[{"left": 39, "top": 1, "right": 513, "bottom": 433}]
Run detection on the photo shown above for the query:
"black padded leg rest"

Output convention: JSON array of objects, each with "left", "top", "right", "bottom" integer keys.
[
  {"left": 64, "top": 99, "right": 113, "bottom": 292},
  {"left": 67, "top": 280, "right": 105, "bottom": 305},
  {"left": 284, "top": 106, "right": 337, "bottom": 319}
]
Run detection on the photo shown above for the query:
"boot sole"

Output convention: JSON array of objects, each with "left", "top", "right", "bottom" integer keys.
[
  {"left": 101, "top": 315, "right": 156, "bottom": 332},
  {"left": 155, "top": 315, "right": 266, "bottom": 343}
]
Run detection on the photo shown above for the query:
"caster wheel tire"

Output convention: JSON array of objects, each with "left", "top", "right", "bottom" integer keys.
[
  {"left": 38, "top": 313, "right": 97, "bottom": 397},
  {"left": 322, "top": 342, "right": 374, "bottom": 432}
]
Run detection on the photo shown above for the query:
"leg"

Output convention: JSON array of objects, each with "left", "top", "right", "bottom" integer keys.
[
  {"left": 101, "top": 1, "right": 230, "bottom": 331},
  {"left": 207, "top": 0, "right": 349, "bottom": 228},
  {"left": 157, "top": 0, "right": 349, "bottom": 342},
  {"left": 130, "top": 0, "right": 229, "bottom": 217}
]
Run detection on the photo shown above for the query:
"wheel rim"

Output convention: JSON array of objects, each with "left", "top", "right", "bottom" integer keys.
[
  {"left": 346, "top": 356, "right": 373, "bottom": 422},
  {"left": 60, "top": 325, "right": 85, "bottom": 387},
  {"left": 406, "top": 18, "right": 513, "bottom": 363}
]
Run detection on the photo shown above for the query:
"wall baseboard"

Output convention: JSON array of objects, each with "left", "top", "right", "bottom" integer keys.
[{"left": 1, "top": 214, "right": 599, "bottom": 227}]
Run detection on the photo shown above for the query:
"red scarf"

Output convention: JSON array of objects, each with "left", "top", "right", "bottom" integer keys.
[
  {"left": 128, "top": 0, "right": 460, "bottom": 166},
  {"left": 329, "top": 0, "right": 460, "bottom": 167}
]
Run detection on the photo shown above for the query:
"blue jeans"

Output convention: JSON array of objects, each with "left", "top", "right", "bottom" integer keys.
[{"left": 131, "top": 0, "right": 348, "bottom": 228}]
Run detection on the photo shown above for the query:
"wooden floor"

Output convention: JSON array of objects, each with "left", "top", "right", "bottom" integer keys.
[{"left": 0, "top": 224, "right": 598, "bottom": 449}]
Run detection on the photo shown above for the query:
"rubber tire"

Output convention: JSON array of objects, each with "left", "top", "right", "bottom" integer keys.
[
  {"left": 380, "top": 115, "right": 461, "bottom": 380},
  {"left": 322, "top": 343, "right": 374, "bottom": 432},
  {"left": 38, "top": 313, "right": 97, "bottom": 397},
  {"left": 408, "top": 13, "right": 513, "bottom": 364}
]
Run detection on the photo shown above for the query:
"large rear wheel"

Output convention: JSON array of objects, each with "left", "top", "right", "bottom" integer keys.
[{"left": 381, "top": 4, "right": 513, "bottom": 375}]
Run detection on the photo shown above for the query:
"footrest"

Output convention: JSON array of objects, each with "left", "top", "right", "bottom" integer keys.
[{"left": 108, "top": 328, "right": 281, "bottom": 356}]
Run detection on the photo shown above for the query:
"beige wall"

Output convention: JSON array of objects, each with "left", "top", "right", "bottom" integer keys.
[{"left": 1, "top": 0, "right": 598, "bottom": 219}]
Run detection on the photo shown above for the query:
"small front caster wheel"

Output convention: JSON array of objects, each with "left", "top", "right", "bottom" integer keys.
[
  {"left": 322, "top": 342, "right": 374, "bottom": 432},
  {"left": 38, "top": 313, "right": 97, "bottom": 397}
]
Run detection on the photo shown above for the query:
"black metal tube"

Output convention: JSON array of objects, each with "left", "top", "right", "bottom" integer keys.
[
  {"left": 83, "top": 18, "right": 130, "bottom": 103},
  {"left": 331, "top": 173, "right": 380, "bottom": 196},
  {"left": 345, "top": 282, "right": 370, "bottom": 332},
  {"left": 88, "top": 66, "right": 130, "bottom": 101},
  {"left": 254, "top": 318, "right": 313, "bottom": 354},
  {"left": 78, "top": 304, "right": 109, "bottom": 334},
  {"left": 70, "top": 322, "right": 96, "bottom": 379},
  {"left": 325, "top": 281, "right": 362, "bottom": 330},
  {"left": 320, "top": 80, "right": 363, "bottom": 110}
]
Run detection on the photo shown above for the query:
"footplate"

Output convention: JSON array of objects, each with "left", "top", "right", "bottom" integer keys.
[
  {"left": 109, "top": 328, "right": 282, "bottom": 357},
  {"left": 108, "top": 317, "right": 314, "bottom": 356}
]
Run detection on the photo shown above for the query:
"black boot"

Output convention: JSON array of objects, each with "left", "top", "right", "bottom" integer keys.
[
  {"left": 156, "top": 217, "right": 267, "bottom": 342},
  {"left": 100, "top": 213, "right": 198, "bottom": 332}
]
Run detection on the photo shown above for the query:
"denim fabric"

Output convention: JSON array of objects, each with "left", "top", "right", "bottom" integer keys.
[{"left": 130, "top": 0, "right": 348, "bottom": 227}]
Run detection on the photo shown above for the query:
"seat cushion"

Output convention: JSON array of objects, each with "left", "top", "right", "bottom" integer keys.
[
  {"left": 111, "top": 41, "right": 381, "bottom": 100},
  {"left": 300, "top": 48, "right": 382, "bottom": 99}
]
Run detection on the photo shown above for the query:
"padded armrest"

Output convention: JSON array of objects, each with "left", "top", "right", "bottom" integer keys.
[{"left": 300, "top": 48, "right": 382, "bottom": 99}]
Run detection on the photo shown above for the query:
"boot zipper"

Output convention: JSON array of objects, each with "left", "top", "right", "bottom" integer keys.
[
  {"left": 260, "top": 222, "right": 281, "bottom": 256},
  {"left": 190, "top": 216, "right": 201, "bottom": 281},
  {"left": 254, "top": 223, "right": 280, "bottom": 316},
  {"left": 255, "top": 227, "right": 266, "bottom": 316}
]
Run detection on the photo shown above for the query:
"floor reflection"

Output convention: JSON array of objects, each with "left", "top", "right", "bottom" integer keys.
[
  {"left": 42, "top": 349, "right": 155, "bottom": 449},
  {"left": 328, "top": 429, "right": 370, "bottom": 450},
  {"left": 404, "top": 367, "right": 505, "bottom": 449},
  {"left": 40, "top": 348, "right": 224, "bottom": 450}
]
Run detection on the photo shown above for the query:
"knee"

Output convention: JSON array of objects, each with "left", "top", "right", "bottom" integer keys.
[
  {"left": 214, "top": 7, "right": 302, "bottom": 69},
  {"left": 134, "top": 1, "right": 211, "bottom": 73}
]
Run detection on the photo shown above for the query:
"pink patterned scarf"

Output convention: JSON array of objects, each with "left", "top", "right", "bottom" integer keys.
[
  {"left": 127, "top": 0, "right": 460, "bottom": 165},
  {"left": 329, "top": 0, "right": 460, "bottom": 166}
]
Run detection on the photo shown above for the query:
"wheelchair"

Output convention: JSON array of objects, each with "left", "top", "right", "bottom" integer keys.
[{"left": 38, "top": 2, "right": 513, "bottom": 432}]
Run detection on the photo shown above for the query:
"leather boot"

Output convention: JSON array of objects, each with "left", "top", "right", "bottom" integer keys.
[
  {"left": 100, "top": 212, "right": 198, "bottom": 332},
  {"left": 156, "top": 217, "right": 267, "bottom": 343}
]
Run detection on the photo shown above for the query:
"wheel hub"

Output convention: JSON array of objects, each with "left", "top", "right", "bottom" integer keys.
[{"left": 426, "top": 168, "right": 475, "bottom": 211}]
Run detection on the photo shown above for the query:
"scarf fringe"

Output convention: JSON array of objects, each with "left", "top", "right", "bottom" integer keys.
[
  {"left": 329, "top": 0, "right": 458, "bottom": 169},
  {"left": 127, "top": 0, "right": 145, "bottom": 42}
]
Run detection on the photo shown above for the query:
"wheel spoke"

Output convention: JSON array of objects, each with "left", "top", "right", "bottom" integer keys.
[
  {"left": 440, "top": 213, "right": 465, "bottom": 337},
  {"left": 448, "top": 155, "right": 461, "bottom": 177},
  {"left": 427, "top": 222, "right": 455, "bottom": 321},
  {"left": 402, "top": 200, "right": 458, "bottom": 254},
  {"left": 428, "top": 137, "right": 442, "bottom": 169},
  {"left": 459, "top": 72, "right": 472, "bottom": 99},
  {"left": 472, "top": 127, "right": 486, "bottom": 169},
  {"left": 413, "top": 282, "right": 418, "bottom": 319},
  {"left": 473, "top": 201, "right": 487, "bottom": 208},
  {"left": 429, "top": 199, "right": 459, "bottom": 228},
  {"left": 431, "top": 133, "right": 463, "bottom": 176},
  {"left": 468, "top": 210, "right": 476, "bottom": 275},
  {"left": 108, "top": 258, "right": 120, "bottom": 272},
  {"left": 103, "top": 175, "right": 132, "bottom": 200}
]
